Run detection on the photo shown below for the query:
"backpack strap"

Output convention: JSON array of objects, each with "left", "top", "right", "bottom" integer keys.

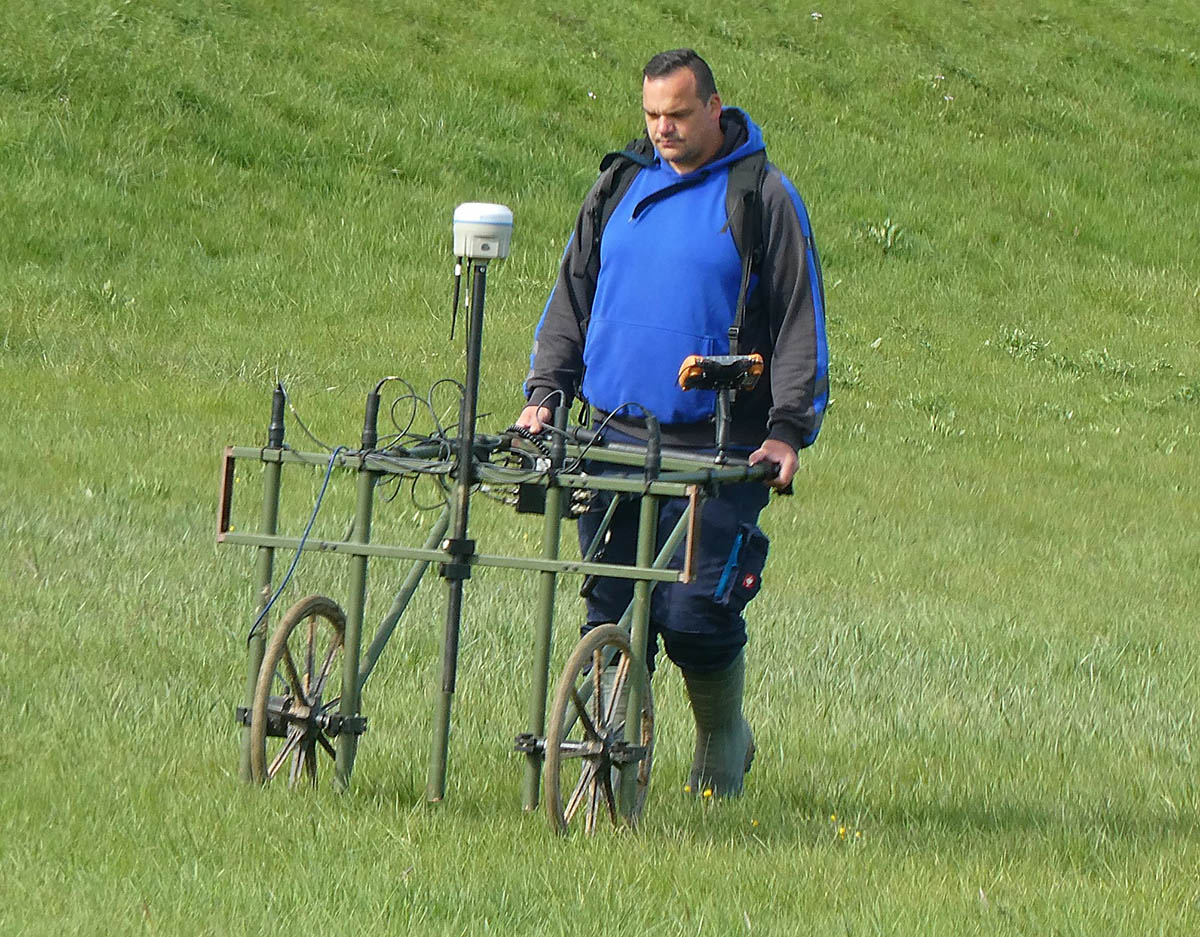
[
  {"left": 581, "top": 140, "right": 768, "bottom": 361},
  {"left": 579, "top": 137, "right": 656, "bottom": 285},
  {"left": 723, "top": 150, "right": 767, "bottom": 359}
]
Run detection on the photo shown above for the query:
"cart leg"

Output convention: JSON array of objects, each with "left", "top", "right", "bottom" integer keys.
[
  {"left": 427, "top": 581, "right": 461, "bottom": 802},
  {"left": 239, "top": 386, "right": 286, "bottom": 783},
  {"left": 521, "top": 472, "right": 565, "bottom": 810},
  {"left": 620, "top": 493, "right": 658, "bottom": 818},
  {"left": 334, "top": 465, "right": 377, "bottom": 792},
  {"left": 427, "top": 260, "right": 491, "bottom": 803}
]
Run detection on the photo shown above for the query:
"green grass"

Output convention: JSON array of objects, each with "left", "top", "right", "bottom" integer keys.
[{"left": 2, "top": 0, "right": 1199, "bottom": 933}]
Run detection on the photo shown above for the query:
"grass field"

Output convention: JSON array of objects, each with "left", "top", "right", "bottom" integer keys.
[{"left": 2, "top": 0, "right": 1199, "bottom": 933}]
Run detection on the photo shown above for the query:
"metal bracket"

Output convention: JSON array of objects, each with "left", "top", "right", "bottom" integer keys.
[
  {"left": 323, "top": 713, "right": 369, "bottom": 737},
  {"left": 682, "top": 484, "right": 702, "bottom": 585},
  {"left": 514, "top": 733, "right": 546, "bottom": 755},
  {"left": 439, "top": 537, "right": 476, "bottom": 580},
  {"left": 217, "top": 447, "right": 236, "bottom": 541},
  {"left": 608, "top": 741, "right": 648, "bottom": 765},
  {"left": 235, "top": 705, "right": 368, "bottom": 737}
]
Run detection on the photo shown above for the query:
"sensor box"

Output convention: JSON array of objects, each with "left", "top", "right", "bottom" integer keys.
[{"left": 453, "top": 202, "right": 513, "bottom": 261}]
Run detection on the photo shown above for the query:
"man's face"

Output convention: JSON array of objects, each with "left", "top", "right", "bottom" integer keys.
[{"left": 642, "top": 68, "right": 723, "bottom": 175}]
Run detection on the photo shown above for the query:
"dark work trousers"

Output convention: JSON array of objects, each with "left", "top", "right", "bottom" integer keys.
[{"left": 577, "top": 437, "right": 771, "bottom": 674}]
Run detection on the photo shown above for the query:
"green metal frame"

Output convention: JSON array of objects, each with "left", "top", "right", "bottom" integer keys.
[
  {"left": 219, "top": 256, "right": 776, "bottom": 819},
  {"left": 219, "top": 424, "right": 771, "bottom": 806}
]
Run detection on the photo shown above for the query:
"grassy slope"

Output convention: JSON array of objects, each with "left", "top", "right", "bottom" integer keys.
[{"left": 1, "top": 0, "right": 1198, "bottom": 934}]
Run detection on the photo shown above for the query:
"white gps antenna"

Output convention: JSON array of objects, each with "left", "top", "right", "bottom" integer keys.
[
  {"left": 450, "top": 202, "right": 512, "bottom": 341},
  {"left": 453, "top": 202, "right": 513, "bottom": 262}
]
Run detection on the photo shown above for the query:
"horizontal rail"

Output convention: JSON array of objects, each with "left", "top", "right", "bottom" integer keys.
[
  {"left": 216, "top": 531, "right": 681, "bottom": 582},
  {"left": 224, "top": 445, "right": 766, "bottom": 493}
]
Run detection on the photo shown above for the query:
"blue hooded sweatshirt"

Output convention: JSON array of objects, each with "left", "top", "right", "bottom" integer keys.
[
  {"left": 581, "top": 113, "right": 767, "bottom": 424},
  {"left": 527, "top": 108, "right": 827, "bottom": 451}
]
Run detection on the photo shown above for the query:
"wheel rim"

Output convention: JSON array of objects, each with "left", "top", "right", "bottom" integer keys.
[
  {"left": 249, "top": 595, "right": 347, "bottom": 786},
  {"left": 544, "top": 625, "right": 654, "bottom": 835}
]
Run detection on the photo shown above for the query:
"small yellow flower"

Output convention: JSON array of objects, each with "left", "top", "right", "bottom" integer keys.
[
  {"left": 702, "top": 788, "right": 714, "bottom": 799},
  {"left": 838, "top": 825, "right": 846, "bottom": 838},
  {"left": 751, "top": 819, "right": 759, "bottom": 827},
  {"left": 683, "top": 784, "right": 692, "bottom": 794},
  {"left": 854, "top": 831, "right": 863, "bottom": 839}
]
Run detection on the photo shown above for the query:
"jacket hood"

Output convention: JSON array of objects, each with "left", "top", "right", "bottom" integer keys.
[{"left": 652, "top": 107, "right": 765, "bottom": 176}]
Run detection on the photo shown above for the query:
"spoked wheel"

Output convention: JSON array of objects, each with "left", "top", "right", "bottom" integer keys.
[
  {"left": 250, "top": 594, "right": 348, "bottom": 787},
  {"left": 544, "top": 624, "right": 654, "bottom": 835}
]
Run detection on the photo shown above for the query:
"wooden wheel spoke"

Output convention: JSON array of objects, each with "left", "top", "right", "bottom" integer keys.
[
  {"left": 289, "top": 745, "right": 306, "bottom": 786},
  {"left": 599, "top": 767, "right": 618, "bottom": 824},
  {"left": 281, "top": 646, "right": 305, "bottom": 702},
  {"left": 570, "top": 688, "right": 600, "bottom": 740},
  {"left": 592, "top": 649, "right": 604, "bottom": 727},
  {"left": 305, "top": 615, "right": 317, "bottom": 696},
  {"left": 317, "top": 733, "right": 337, "bottom": 761},
  {"left": 267, "top": 726, "right": 304, "bottom": 779},
  {"left": 603, "top": 654, "right": 631, "bottom": 727},
  {"left": 564, "top": 759, "right": 600, "bottom": 823},
  {"left": 311, "top": 639, "right": 342, "bottom": 700},
  {"left": 585, "top": 773, "right": 600, "bottom": 834}
]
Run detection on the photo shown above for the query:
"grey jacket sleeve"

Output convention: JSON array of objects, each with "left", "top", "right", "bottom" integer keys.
[
  {"left": 756, "top": 168, "right": 827, "bottom": 450},
  {"left": 523, "top": 180, "right": 607, "bottom": 409}
]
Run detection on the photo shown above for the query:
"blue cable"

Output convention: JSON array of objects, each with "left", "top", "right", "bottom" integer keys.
[{"left": 245, "top": 446, "right": 346, "bottom": 645}]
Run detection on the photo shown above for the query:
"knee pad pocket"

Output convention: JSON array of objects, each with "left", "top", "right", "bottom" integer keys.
[{"left": 662, "top": 630, "right": 745, "bottom": 673}]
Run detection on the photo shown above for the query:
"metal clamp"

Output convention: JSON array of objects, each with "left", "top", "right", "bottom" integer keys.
[
  {"left": 439, "top": 537, "right": 476, "bottom": 581},
  {"left": 514, "top": 733, "right": 546, "bottom": 755}
]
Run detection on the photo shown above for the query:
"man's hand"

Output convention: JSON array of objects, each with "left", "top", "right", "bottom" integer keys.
[
  {"left": 748, "top": 438, "right": 798, "bottom": 490},
  {"left": 515, "top": 404, "right": 553, "bottom": 434}
]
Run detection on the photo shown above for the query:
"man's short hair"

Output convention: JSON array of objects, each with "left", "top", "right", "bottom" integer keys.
[{"left": 643, "top": 49, "right": 718, "bottom": 102}]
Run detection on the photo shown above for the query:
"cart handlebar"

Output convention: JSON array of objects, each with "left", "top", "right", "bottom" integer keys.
[{"left": 561, "top": 425, "right": 781, "bottom": 484}]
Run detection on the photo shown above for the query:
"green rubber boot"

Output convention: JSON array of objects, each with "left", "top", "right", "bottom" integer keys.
[{"left": 681, "top": 651, "right": 755, "bottom": 797}]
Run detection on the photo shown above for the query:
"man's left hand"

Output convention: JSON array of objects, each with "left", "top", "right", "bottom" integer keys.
[{"left": 748, "top": 438, "right": 798, "bottom": 490}]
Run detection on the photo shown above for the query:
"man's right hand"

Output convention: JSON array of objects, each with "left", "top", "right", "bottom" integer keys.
[{"left": 515, "top": 404, "right": 553, "bottom": 434}]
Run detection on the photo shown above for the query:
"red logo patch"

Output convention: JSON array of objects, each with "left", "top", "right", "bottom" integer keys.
[{"left": 741, "top": 573, "right": 758, "bottom": 591}]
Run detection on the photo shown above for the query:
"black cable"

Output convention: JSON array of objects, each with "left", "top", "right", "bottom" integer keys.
[
  {"left": 279, "top": 381, "right": 334, "bottom": 452},
  {"left": 427, "top": 378, "right": 466, "bottom": 439},
  {"left": 564, "top": 400, "right": 648, "bottom": 470},
  {"left": 507, "top": 423, "right": 552, "bottom": 458}
]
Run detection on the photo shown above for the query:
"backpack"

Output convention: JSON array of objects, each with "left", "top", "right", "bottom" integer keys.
[
  {"left": 581, "top": 136, "right": 823, "bottom": 359},
  {"left": 566, "top": 137, "right": 820, "bottom": 415}
]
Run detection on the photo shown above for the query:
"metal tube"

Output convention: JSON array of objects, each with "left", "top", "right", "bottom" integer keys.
[
  {"left": 218, "top": 530, "right": 682, "bottom": 580},
  {"left": 239, "top": 385, "right": 285, "bottom": 783},
  {"left": 357, "top": 507, "right": 450, "bottom": 690},
  {"left": 620, "top": 493, "right": 658, "bottom": 816},
  {"left": 613, "top": 495, "right": 694, "bottom": 633},
  {"left": 521, "top": 406, "right": 568, "bottom": 810},
  {"left": 334, "top": 463, "right": 377, "bottom": 792},
  {"left": 428, "top": 260, "right": 489, "bottom": 803},
  {"left": 581, "top": 494, "right": 622, "bottom": 564},
  {"left": 715, "top": 387, "right": 731, "bottom": 462}
]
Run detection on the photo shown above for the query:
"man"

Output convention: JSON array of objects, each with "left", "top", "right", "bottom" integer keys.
[{"left": 517, "top": 49, "right": 828, "bottom": 796}]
